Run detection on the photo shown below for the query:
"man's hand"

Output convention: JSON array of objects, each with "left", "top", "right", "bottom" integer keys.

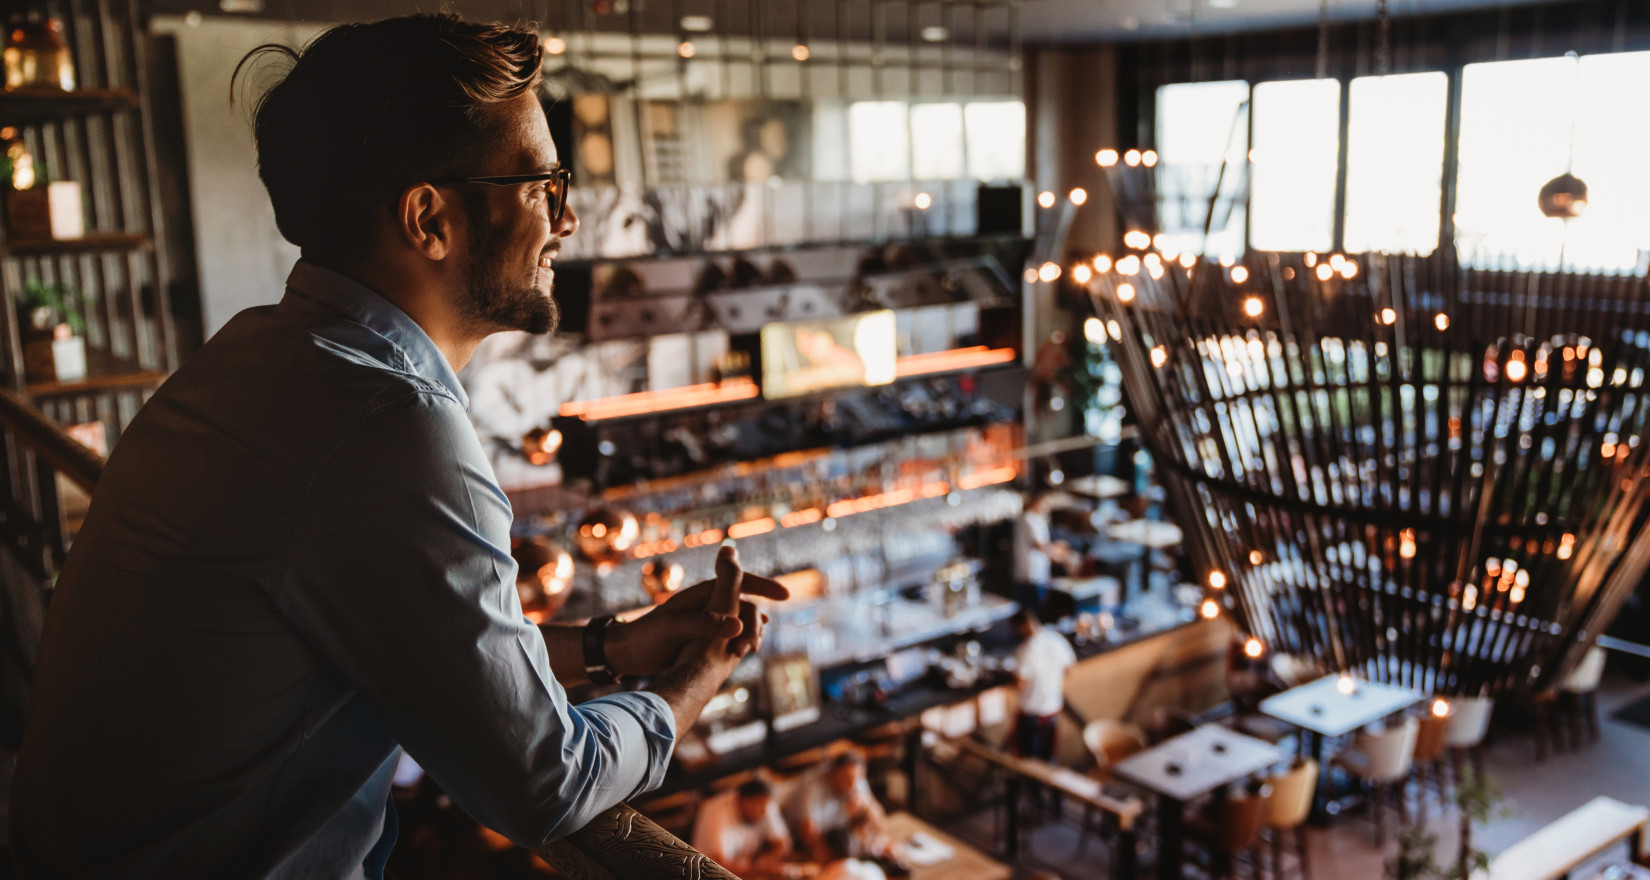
[
  {"left": 606, "top": 544, "right": 787, "bottom": 677},
  {"left": 643, "top": 545, "right": 783, "bottom": 737}
]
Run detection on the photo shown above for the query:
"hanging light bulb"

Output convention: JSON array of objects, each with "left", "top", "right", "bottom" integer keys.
[
  {"left": 1038, "top": 191, "right": 1056, "bottom": 209},
  {"left": 1230, "top": 266, "right": 1249, "bottom": 284},
  {"left": 1243, "top": 297, "right": 1264, "bottom": 318},
  {"left": 1244, "top": 638, "right": 1264, "bottom": 659},
  {"left": 1431, "top": 698, "right": 1450, "bottom": 718},
  {"left": 1117, "top": 282, "right": 1137, "bottom": 302},
  {"left": 1538, "top": 173, "right": 1589, "bottom": 219},
  {"left": 1150, "top": 345, "right": 1168, "bottom": 367},
  {"left": 1038, "top": 262, "right": 1061, "bottom": 282},
  {"left": 1142, "top": 150, "right": 1159, "bottom": 167},
  {"left": 1435, "top": 313, "right": 1451, "bottom": 331},
  {"left": 1092, "top": 254, "right": 1113, "bottom": 273},
  {"left": 1317, "top": 264, "right": 1334, "bottom": 281},
  {"left": 1123, "top": 230, "right": 1152, "bottom": 250},
  {"left": 1200, "top": 598, "right": 1220, "bottom": 619},
  {"left": 1249, "top": 550, "right": 1264, "bottom": 565},
  {"left": 677, "top": 40, "right": 697, "bottom": 58},
  {"left": 1096, "top": 148, "right": 1119, "bottom": 167},
  {"left": 913, "top": 192, "right": 932, "bottom": 210},
  {"left": 1124, "top": 149, "right": 1142, "bottom": 166},
  {"left": 1073, "top": 263, "right": 1093, "bottom": 284},
  {"left": 791, "top": 43, "right": 811, "bottom": 61},
  {"left": 1116, "top": 255, "right": 1142, "bottom": 276},
  {"left": 1084, "top": 316, "right": 1106, "bottom": 344},
  {"left": 1209, "top": 571, "right": 1227, "bottom": 589},
  {"left": 543, "top": 35, "right": 568, "bottom": 55},
  {"left": 1069, "top": 187, "right": 1088, "bottom": 206}
]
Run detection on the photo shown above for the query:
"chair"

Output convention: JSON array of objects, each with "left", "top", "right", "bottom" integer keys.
[
  {"left": 1443, "top": 696, "right": 1493, "bottom": 783},
  {"left": 1331, "top": 715, "right": 1418, "bottom": 847},
  {"left": 1188, "top": 786, "right": 1273, "bottom": 880},
  {"left": 1262, "top": 759, "right": 1317, "bottom": 880},
  {"left": 1562, "top": 645, "right": 1607, "bottom": 746},
  {"left": 1083, "top": 719, "right": 1149, "bottom": 778},
  {"left": 1407, "top": 713, "right": 1450, "bottom": 820}
]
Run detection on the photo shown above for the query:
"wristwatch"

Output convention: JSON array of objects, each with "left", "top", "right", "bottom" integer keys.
[{"left": 582, "top": 614, "right": 619, "bottom": 685}]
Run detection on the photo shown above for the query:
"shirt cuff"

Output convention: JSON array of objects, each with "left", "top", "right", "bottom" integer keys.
[{"left": 580, "top": 691, "right": 677, "bottom": 797}]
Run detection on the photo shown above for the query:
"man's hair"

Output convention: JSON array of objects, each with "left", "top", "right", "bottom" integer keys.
[
  {"left": 736, "top": 778, "right": 772, "bottom": 801},
  {"left": 233, "top": 15, "right": 543, "bottom": 256},
  {"left": 1012, "top": 608, "right": 1043, "bottom": 630},
  {"left": 821, "top": 827, "right": 858, "bottom": 862},
  {"left": 827, "top": 750, "right": 865, "bottom": 773}
]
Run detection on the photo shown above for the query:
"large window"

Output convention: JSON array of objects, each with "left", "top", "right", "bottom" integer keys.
[
  {"left": 1250, "top": 79, "right": 1340, "bottom": 252},
  {"left": 1457, "top": 52, "right": 1650, "bottom": 271},
  {"left": 1154, "top": 80, "right": 1249, "bottom": 259},
  {"left": 1151, "top": 51, "right": 1650, "bottom": 271},
  {"left": 1345, "top": 72, "right": 1447, "bottom": 254},
  {"left": 844, "top": 99, "right": 1026, "bottom": 184}
]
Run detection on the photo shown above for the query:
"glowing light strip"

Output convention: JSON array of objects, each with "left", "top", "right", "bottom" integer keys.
[
  {"left": 560, "top": 378, "right": 759, "bottom": 421},
  {"left": 894, "top": 346, "right": 1017, "bottom": 378},
  {"left": 727, "top": 517, "right": 777, "bottom": 539}
]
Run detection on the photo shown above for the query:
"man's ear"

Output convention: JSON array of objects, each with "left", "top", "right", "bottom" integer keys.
[{"left": 397, "top": 183, "right": 455, "bottom": 261}]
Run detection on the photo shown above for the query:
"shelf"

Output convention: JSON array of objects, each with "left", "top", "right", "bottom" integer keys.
[
  {"left": 4, "top": 232, "right": 152, "bottom": 257},
  {"left": 0, "top": 88, "right": 138, "bottom": 126},
  {"left": 27, "top": 348, "right": 168, "bottom": 398}
]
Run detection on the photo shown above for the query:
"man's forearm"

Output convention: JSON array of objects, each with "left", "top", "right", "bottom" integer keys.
[
  {"left": 539, "top": 622, "right": 593, "bottom": 688},
  {"left": 648, "top": 646, "right": 735, "bottom": 739}
]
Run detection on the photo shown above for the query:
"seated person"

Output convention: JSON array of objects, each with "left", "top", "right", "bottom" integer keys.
[
  {"left": 692, "top": 778, "right": 792, "bottom": 877},
  {"left": 782, "top": 751, "right": 888, "bottom": 862},
  {"left": 816, "top": 827, "right": 887, "bottom": 880}
]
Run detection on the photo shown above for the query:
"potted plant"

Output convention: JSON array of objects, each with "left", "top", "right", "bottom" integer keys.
[{"left": 16, "top": 278, "right": 87, "bottom": 382}]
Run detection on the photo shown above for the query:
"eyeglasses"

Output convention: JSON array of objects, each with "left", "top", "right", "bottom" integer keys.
[{"left": 435, "top": 168, "right": 573, "bottom": 222}]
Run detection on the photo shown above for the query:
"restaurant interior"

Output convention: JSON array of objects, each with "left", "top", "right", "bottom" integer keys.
[{"left": 3, "top": 0, "right": 1650, "bottom": 877}]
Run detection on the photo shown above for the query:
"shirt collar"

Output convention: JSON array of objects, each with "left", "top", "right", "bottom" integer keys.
[{"left": 285, "top": 261, "right": 469, "bottom": 410}]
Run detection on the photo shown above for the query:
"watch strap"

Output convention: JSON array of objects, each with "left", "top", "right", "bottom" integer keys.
[{"left": 582, "top": 614, "right": 619, "bottom": 685}]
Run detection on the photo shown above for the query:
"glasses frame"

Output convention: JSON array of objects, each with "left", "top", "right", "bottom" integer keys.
[{"left": 435, "top": 168, "right": 573, "bottom": 222}]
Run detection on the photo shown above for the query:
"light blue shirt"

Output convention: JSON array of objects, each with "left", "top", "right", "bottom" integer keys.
[{"left": 12, "top": 262, "right": 675, "bottom": 878}]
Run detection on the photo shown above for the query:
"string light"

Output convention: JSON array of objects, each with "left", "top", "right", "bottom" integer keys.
[
  {"left": 1092, "top": 254, "right": 1113, "bottom": 273},
  {"left": 1436, "top": 313, "right": 1450, "bottom": 331},
  {"left": 1096, "top": 149, "right": 1119, "bottom": 167},
  {"left": 1117, "top": 282, "right": 1136, "bottom": 302},
  {"left": 543, "top": 35, "right": 567, "bottom": 54},
  {"left": 1316, "top": 264, "right": 1334, "bottom": 281},
  {"left": 1123, "top": 230, "right": 1151, "bottom": 250},
  {"left": 1022, "top": 267, "right": 1038, "bottom": 284},
  {"left": 913, "top": 192, "right": 932, "bottom": 210},
  {"left": 1431, "top": 698, "right": 1450, "bottom": 718},
  {"left": 1038, "top": 191, "right": 1056, "bottom": 209},
  {"left": 1400, "top": 528, "right": 1416, "bottom": 559},
  {"left": 1200, "top": 598, "right": 1220, "bottom": 619},
  {"left": 1230, "top": 266, "right": 1249, "bottom": 284},
  {"left": 1142, "top": 150, "right": 1159, "bottom": 167},
  {"left": 1116, "top": 255, "right": 1142, "bottom": 276},
  {"left": 1243, "top": 297, "right": 1264, "bottom": 318},
  {"left": 1304, "top": 253, "right": 1318, "bottom": 267},
  {"left": 1072, "top": 264, "right": 1093, "bottom": 284},
  {"left": 1249, "top": 550, "right": 1264, "bottom": 565},
  {"left": 1329, "top": 254, "right": 1346, "bottom": 271},
  {"left": 1506, "top": 353, "right": 1528, "bottom": 383},
  {"left": 1380, "top": 308, "right": 1397, "bottom": 325},
  {"left": 1180, "top": 253, "right": 1197, "bottom": 269},
  {"left": 791, "top": 43, "right": 811, "bottom": 61},
  {"left": 1038, "top": 262, "right": 1061, "bottom": 282},
  {"left": 1084, "top": 316, "right": 1106, "bottom": 344},
  {"left": 1106, "top": 319, "right": 1122, "bottom": 341},
  {"left": 1339, "top": 261, "right": 1359, "bottom": 279},
  {"left": 1208, "top": 571, "right": 1227, "bottom": 589},
  {"left": 1124, "top": 149, "right": 1142, "bottom": 166},
  {"left": 677, "top": 40, "right": 697, "bottom": 57},
  {"left": 1069, "top": 188, "right": 1088, "bottom": 206},
  {"left": 1150, "top": 345, "right": 1168, "bottom": 368},
  {"left": 1244, "top": 638, "right": 1264, "bottom": 658}
]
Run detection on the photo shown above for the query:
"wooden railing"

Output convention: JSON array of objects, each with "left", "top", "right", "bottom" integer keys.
[
  {"left": 533, "top": 803, "right": 739, "bottom": 880},
  {"left": 0, "top": 387, "right": 102, "bottom": 579}
]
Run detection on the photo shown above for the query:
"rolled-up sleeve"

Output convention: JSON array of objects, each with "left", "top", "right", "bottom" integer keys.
[{"left": 272, "top": 387, "right": 674, "bottom": 845}]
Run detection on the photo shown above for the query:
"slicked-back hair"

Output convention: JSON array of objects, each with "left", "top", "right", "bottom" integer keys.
[{"left": 233, "top": 15, "right": 543, "bottom": 257}]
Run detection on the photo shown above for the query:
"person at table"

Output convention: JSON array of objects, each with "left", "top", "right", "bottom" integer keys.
[
  {"left": 1014, "top": 489, "right": 1077, "bottom": 610},
  {"left": 815, "top": 827, "right": 887, "bottom": 880},
  {"left": 692, "top": 778, "right": 793, "bottom": 878},
  {"left": 783, "top": 751, "right": 888, "bottom": 862},
  {"left": 1011, "top": 608, "right": 1077, "bottom": 763}
]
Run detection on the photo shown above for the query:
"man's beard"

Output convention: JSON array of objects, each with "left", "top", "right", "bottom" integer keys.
[{"left": 460, "top": 201, "right": 559, "bottom": 336}]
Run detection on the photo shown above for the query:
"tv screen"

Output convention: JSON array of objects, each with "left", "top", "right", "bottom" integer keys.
[{"left": 760, "top": 310, "right": 897, "bottom": 400}]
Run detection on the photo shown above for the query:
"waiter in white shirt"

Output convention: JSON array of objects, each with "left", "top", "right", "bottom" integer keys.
[
  {"left": 1013, "top": 490, "right": 1075, "bottom": 614},
  {"left": 1010, "top": 608, "right": 1077, "bottom": 764},
  {"left": 692, "top": 778, "right": 792, "bottom": 878}
]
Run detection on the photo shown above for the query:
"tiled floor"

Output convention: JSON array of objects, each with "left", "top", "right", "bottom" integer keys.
[{"left": 935, "top": 671, "right": 1650, "bottom": 879}]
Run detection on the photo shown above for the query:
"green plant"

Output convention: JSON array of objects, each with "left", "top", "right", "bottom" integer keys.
[
  {"left": 16, "top": 277, "right": 85, "bottom": 335},
  {"left": 1386, "top": 823, "right": 1441, "bottom": 880},
  {"left": 1453, "top": 766, "right": 1513, "bottom": 880}
]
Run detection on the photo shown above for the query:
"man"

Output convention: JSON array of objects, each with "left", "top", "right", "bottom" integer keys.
[
  {"left": 782, "top": 751, "right": 887, "bottom": 863},
  {"left": 1011, "top": 608, "right": 1077, "bottom": 763},
  {"left": 1013, "top": 489, "right": 1075, "bottom": 611},
  {"left": 11, "top": 15, "right": 783, "bottom": 878},
  {"left": 691, "top": 778, "right": 792, "bottom": 878},
  {"left": 815, "top": 828, "right": 886, "bottom": 880}
]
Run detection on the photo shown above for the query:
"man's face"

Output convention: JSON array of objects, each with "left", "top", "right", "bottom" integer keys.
[
  {"left": 828, "top": 763, "right": 861, "bottom": 794},
  {"left": 456, "top": 91, "right": 579, "bottom": 336},
  {"left": 737, "top": 793, "right": 771, "bottom": 824}
]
